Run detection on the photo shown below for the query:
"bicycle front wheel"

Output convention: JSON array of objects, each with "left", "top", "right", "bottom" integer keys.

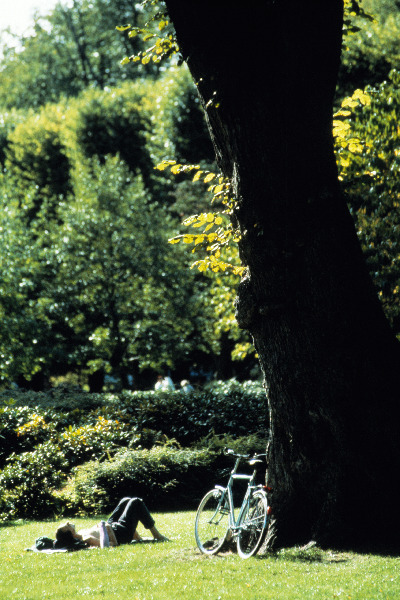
[
  {"left": 195, "top": 488, "right": 230, "bottom": 555},
  {"left": 237, "top": 490, "right": 269, "bottom": 558}
]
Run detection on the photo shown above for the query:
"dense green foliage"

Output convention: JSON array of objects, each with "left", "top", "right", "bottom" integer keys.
[
  {"left": 328, "top": 0, "right": 400, "bottom": 338},
  {"left": 0, "top": 0, "right": 159, "bottom": 110},
  {"left": 67, "top": 446, "right": 214, "bottom": 513},
  {"left": 0, "top": 0, "right": 257, "bottom": 390},
  {"left": 0, "top": 60, "right": 254, "bottom": 387},
  {"left": 338, "top": 69, "right": 400, "bottom": 335},
  {"left": 0, "top": 382, "right": 267, "bottom": 519},
  {"left": 339, "top": 0, "right": 400, "bottom": 96}
]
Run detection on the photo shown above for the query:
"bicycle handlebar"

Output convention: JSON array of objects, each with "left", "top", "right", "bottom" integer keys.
[{"left": 223, "top": 447, "right": 267, "bottom": 461}]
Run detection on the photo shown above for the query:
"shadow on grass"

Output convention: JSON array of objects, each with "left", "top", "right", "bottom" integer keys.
[{"left": 257, "top": 546, "right": 351, "bottom": 564}]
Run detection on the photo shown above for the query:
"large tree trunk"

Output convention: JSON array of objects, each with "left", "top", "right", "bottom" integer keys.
[{"left": 164, "top": 0, "right": 400, "bottom": 550}]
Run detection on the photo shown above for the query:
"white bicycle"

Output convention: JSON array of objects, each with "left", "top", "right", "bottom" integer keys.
[{"left": 195, "top": 449, "right": 270, "bottom": 558}]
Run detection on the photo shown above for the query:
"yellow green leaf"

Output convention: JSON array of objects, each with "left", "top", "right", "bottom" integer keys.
[
  {"left": 352, "top": 89, "right": 371, "bottom": 105},
  {"left": 333, "top": 120, "right": 350, "bottom": 130},
  {"left": 182, "top": 215, "right": 198, "bottom": 226},
  {"left": 341, "top": 97, "right": 358, "bottom": 108},
  {"left": 348, "top": 142, "right": 362, "bottom": 153},
  {"left": 193, "top": 170, "right": 203, "bottom": 182},
  {"left": 334, "top": 109, "right": 351, "bottom": 117},
  {"left": 155, "top": 160, "right": 176, "bottom": 171},
  {"left": 213, "top": 184, "right": 224, "bottom": 195},
  {"left": 204, "top": 173, "right": 216, "bottom": 183},
  {"left": 196, "top": 261, "right": 208, "bottom": 272}
]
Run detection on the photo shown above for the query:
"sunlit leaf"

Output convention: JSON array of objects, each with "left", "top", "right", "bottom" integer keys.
[
  {"left": 204, "top": 173, "right": 215, "bottom": 183},
  {"left": 193, "top": 170, "right": 203, "bottom": 182}
]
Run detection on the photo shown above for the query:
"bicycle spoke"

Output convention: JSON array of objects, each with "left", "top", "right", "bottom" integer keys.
[
  {"left": 237, "top": 492, "right": 269, "bottom": 559},
  {"left": 195, "top": 489, "right": 230, "bottom": 555}
]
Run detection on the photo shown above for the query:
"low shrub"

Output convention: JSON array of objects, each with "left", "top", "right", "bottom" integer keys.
[
  {"left": 58, "top": 431, "right": 269, "bottom": 518},
  {"left": 61, "top": 445, "right": 216, "bottom": 515},
  {"left": 192, "top": 432, "right": 267, "bottom": 455},
  {"left": 0, "top": 387, "right": 106, "bottom": 412},
  {"left": 204, "top": 378, "right": 265, "bottom": 396},
  {"left": 0, "top": 402, "right": 135, "bottom": 468},
  {"left": 0, "top": 404, "right": 58, "bottom": 466},
  {"left": 0, "top": 441, "right": 69, "bottom": 520},
  {"left": 0, "top": 381, "right": 269, "bottom": 519},
  {"left": 1, "top": 383, "right": 268, "bottom": 447},
  {"left": 57, "top": 416, "right": 133, "bottom": 467},
  {"left": 112, "top": 385, "right": 268, "bottom": 444}
]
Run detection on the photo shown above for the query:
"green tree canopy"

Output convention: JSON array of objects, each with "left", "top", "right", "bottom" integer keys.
[
  {"left": 0, "top": 0, "right": 160, "bottom": 110},
  {"left": 338, "top": 0, "right": 400, "bottom": 96}
]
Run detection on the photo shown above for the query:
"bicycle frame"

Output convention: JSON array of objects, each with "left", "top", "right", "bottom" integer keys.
[{"left": 215, "top": 454, "right": 265, "bottom": 537}]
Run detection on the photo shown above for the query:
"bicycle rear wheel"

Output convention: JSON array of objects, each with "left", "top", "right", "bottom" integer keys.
[
  {"left": 237, "top": 490, "right": 268, "bottom": 558},
  {"left": 195, "top": 488, "right": 230, "bottom": 555}
]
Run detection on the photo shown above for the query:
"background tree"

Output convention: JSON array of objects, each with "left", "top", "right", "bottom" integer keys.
[
  {"left": 338, "top": 0, "right": 400, "bottom": 96},
  {"left": 0, "top": 65, "right": 239, "bottom": 389},
  {"left": 340, "top": 69, "right": 400, "bottom": 337},
  {"left": 5, "top": 103, "right": 72, "bottom": 223},
  {"left": 46, "top": 157, "right": 213, "bottom": 390},
  {"left": 161, "top": 0, "right": 400, "bottom": 550},
  {"left": 0, "top": 172, "right": 54, "bottom": 388},
  {"left": 0, "top": 0, "right": 159, "bottom": 110}
]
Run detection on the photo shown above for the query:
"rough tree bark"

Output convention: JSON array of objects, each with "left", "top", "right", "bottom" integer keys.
[{"left": 164, "top": 0, "right": 400, "bottom": 550}]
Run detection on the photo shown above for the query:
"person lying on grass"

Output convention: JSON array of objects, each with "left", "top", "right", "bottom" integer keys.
[{"left": 56, "top": 497, "right": 168, "bottom": 548}]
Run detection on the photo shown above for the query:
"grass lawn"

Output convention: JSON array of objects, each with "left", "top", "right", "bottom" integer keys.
[{"left": 0, "top": 510, "right": 399, "bottom": 600}]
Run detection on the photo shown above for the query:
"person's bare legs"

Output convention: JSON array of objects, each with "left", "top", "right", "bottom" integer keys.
[{"left": 150, "top": 525, "right": 168, "bottom": 541}]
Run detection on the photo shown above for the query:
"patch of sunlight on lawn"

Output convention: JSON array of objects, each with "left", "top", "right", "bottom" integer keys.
[{"left": 0, "top": 512, "right": 399, "bottom": 600}]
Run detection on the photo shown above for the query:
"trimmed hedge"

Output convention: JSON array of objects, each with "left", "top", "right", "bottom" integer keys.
[
  {"left": 106, "top": 383, "right": 268, "bottom": 445},
  {"left": 0, "top": 381, "right": 268, "bottom": 446}
]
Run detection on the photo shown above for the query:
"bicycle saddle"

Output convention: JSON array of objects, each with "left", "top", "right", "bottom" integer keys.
[{"left": 248, "top": 458, "right": 264, "bottom": 466}]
